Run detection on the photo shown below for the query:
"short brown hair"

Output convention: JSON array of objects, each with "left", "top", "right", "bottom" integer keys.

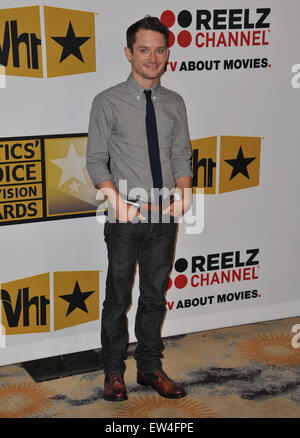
[{"left": 126, "top": 16, "right": 169, "bottom": 52}]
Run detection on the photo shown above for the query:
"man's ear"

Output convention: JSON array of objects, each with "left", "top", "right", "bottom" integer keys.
[{"left": 124, "top": 47, "right": 132, "bottom": 62}]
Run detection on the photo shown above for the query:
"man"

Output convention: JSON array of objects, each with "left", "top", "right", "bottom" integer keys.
[{"left": 86, "top": 16, "right": 193, "bottom": 402}]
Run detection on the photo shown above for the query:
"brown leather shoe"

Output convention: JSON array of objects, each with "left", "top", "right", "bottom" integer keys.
[
  {"left": 137, "top": 369, "right": 186, "bottom": 399},
  {"left": 103, "top": 372, "right": 128, "bottom": 402}
]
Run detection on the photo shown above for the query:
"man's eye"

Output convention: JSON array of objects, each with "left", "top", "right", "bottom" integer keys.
[
  {"left": 157, "top": 48, "right": 166, "bottom": 54},
  {"left": 140, "top": 49, "right": 148, "bottom": 53}
]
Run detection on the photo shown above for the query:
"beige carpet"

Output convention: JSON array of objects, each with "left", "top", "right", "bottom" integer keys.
[{"left": 0, "top": 316, "right": 299, "bottom": 418}]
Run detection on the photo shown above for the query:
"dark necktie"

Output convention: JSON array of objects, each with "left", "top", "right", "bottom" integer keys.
[{"left": 144, "top": 89, "right": 163, "bottom": 191}]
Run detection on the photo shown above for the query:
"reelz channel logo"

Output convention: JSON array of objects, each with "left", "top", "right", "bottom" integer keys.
[
  {"left": 166, "top": 248, "right": 261, "bottom": 311},
  {"left": 160, "top": 8, "right": 271, "bottom": 48},
  {"left": 161, "top": 8, "right": 271, "bottom": 73}
]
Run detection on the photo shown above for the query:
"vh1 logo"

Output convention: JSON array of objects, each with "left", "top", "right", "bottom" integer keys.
[
  {"left": 1, "top": 273, "right": 51, "bottom": 334},
  {"left": 192, "top": 135, "right": 261, "bottom": 194},
  {"left": 0, "top": 5, "right": 96, "bottom": 78},
  {"left": 0, "top": 271, "right": 99, "bottom": 335}
]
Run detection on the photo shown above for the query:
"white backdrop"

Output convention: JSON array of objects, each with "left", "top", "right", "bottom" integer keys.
[{"left": 0, "top": 0, "right": 299, "bottom": 366}]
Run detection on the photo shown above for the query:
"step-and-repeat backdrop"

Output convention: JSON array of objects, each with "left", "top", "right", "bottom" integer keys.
[{"left": 0, "top": 0, "right": 299, "bottom": 365}]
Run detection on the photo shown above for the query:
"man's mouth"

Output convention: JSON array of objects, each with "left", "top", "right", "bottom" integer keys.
[{"left": 145, "top": 64, "right": 160, "bottom": 70}]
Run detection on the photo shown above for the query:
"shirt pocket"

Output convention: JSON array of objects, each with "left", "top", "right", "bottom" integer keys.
[{"left": 156, "top": 115, "right": 175, "bottom": 151}]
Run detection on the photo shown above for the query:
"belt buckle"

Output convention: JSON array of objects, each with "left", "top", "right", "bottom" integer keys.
[{"left": 125, "top": 198, "right": 140, "bottom": 209}]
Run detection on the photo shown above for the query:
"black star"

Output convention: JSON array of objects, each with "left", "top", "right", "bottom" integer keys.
[
  {"left": 225, "top": 146, "right": 256, "bottom": 180},
  {"left": 59, "top": 281, "right": 94, "bottom": 316},
  {"left": 51, "top": 21, "right": 90, "bottom": 63}
]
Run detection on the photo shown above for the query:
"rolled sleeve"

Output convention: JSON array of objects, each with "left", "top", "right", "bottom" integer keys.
[
  {"left": 86, "top": 94, "right": 114, "bottom": 187},
  {"left": 171, "top": 97, "right": 193, "bottom": 180}
]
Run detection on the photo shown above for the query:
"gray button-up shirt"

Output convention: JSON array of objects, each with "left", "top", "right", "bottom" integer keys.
[{"left": 86, "top": 74, "right": 193, "bottom": 202}]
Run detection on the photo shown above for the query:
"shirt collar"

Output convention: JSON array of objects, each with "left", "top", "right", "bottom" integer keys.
[{"left": 126, "top": 74, "right": 161, "bottom": 101}]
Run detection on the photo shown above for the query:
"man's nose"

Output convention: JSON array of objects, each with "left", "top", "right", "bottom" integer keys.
[{"left": 149, "top": 50, "right": 157, "bottom": 62}]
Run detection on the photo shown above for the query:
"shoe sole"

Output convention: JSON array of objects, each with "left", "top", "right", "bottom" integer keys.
[
  {"left": 137, "top": 379, "right": 186, "bottom": 399},
  {"left": 103, "top": 394, "right": 128, "bottom": 402}
]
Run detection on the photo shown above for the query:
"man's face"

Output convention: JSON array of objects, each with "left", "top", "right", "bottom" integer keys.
[{"left": 124, "top": 29, "right": 169, "bottom": 86}]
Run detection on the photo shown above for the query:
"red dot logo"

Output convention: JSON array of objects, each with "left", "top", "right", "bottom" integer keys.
[
  {"left": 169, "top": 258, "right": 189, "bottom": 290},
  {"left": 160, "top": 10, "right": 175, "bottom": 27},
  {"left": 160, "top": 10, "right": 193, "bottom": 48},
  {"left": 168, "top": 32, "right": 175, "bottom": 48},
  {"left": 174, "top": 274, "right": 188, "bottom": 289},
  {"left": 177, "top": 30, "right": 192, "bottom": 47}
]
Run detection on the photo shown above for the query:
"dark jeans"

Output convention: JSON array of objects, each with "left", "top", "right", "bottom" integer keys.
[{"left": 101, "top": 218, "right": 178, "bottom": 374}]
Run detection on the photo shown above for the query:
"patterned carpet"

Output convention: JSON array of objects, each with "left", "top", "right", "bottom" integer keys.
[{"left": 0, "top": 316, "right": 299, "bottom": 418}]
